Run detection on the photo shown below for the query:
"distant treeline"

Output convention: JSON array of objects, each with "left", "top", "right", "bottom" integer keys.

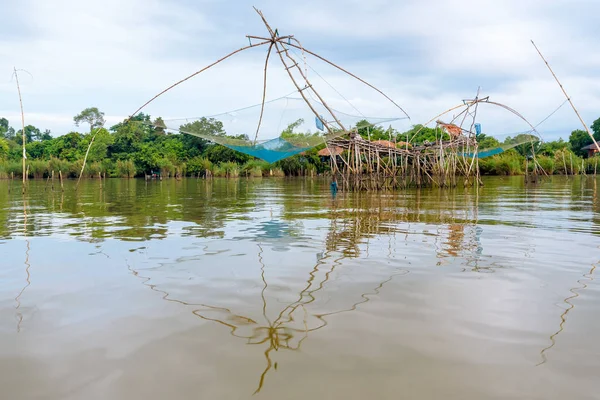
[{"left": 1, "top": 108, "right": 599, "bottom": 179}]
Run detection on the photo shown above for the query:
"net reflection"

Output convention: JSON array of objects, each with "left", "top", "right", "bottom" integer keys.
[{"left": 126, "top": 203, "right": 416, "bottom": 394}]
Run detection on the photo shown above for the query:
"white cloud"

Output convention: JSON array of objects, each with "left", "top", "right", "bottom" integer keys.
[{"left": 0, "top": 0, "right": 599, "bottom": 140}]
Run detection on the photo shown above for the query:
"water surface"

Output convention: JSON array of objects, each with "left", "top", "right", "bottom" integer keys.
[{"left": 1, "top": 176, "right": 599, "bottom": 399}]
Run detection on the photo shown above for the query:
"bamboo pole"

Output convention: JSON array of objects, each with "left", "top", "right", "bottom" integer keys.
[
  {"left": 282, "top": 40, "right": 410, "bottom": 119},
  {"left": 14, "top": 67, "right": 26, "bottom": 194},
  {"left": 59, "top": 170, "right": 64, "bottom": 191},
  {"left": 130, "top": 40, "right": 270, "bottom": 117},
  {"left": 570, "top": 153, "right": 574, "bottom": 175},
  {"left": 532, "top": 41, "right": 600, "bottom": 154},
  {"left": 51, "top": 170, "right": 55, "bottom": 191},
  {"left": 76, "top": 127, "right": 100, "bottom": 190},
  {"left": 562, "top": 151, "right": 568, "bottom": 176},
  {"left": 253, "top": 42, "right": 275, "bottom": 144}
]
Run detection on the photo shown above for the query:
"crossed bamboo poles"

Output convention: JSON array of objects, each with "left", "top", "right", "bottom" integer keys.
[
  {"left": 130, "top": 7, "right": 409, "bottom": 145},
  {"left": 126, "top": 207, "right": 411, "bottom": 394}
]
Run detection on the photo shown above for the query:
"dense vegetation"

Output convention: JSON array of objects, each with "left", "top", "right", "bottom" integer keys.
[{"left": 0, "top": 108, "right": 599, "bottom": 179}]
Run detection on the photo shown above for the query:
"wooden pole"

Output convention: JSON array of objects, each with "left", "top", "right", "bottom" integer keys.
[
  {"left": 253, "top": 42, "right": 275, "bottom": 144},
  {"left": 570, "top": 153, "right": 574, "bottom": 175},
  {"left": 130, "top": 40, "right": 270, "bottom": 118},
  {"left": 283, "top": 40, "right": 410, "bottom": 119},
  {"left": 51, "top": 170, "right": 54, "bottom": 191},
  {"left": 14, "top": 67, "right": 26, "bottom": 194},
  {"left": 59, "top": 170, "right": 64, "bottom": 191},
  {"left": 532, "top": 40, "right": 600, "bottom": 154},
  {"left": 76, "top": 127, "right": 101, "bottom": 190},
  {"left": 562, "top": 151, "right": 568, "bottom": 176}
]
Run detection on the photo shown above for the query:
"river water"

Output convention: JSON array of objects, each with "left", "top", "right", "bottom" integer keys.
[{"left": 0, "top": 176, "right": 599, "bottom": 399}]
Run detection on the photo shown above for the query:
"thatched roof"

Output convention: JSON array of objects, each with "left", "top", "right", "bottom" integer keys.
[
  {"left": 372, "top": 140, "right": 396, "bottom": 148},
  {"left": 581, "top": 143, "right": 600, "bottom": 151},
  {"left": 317, "top": 146, "right": 343, "bottom": 156}
]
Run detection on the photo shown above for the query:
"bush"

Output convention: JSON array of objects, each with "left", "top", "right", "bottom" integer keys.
[
  {"left": 28, "top": 159, "right": 49, "bottom": 179},
  {"left": 535, "top": 155, "right": 555, "bottom": 175},
  {"left": 242, "top": 160, "right": 270, "bottom": 177},
  {"left": 116, "top": 159, "right": 136, "bottom": 178},
  {"left": 219, "top": 161, "right": 239, "bottom": 178},
  {"left": 187, "top": 156, "right": 213, "bottom": 177},
  {"left": 479, "top": 152, "right": 523, "bottom": 175}
]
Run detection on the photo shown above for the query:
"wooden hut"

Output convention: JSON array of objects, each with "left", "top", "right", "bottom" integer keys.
[{"left": 581, "top": 143, "right": 600, "bottom": 158}]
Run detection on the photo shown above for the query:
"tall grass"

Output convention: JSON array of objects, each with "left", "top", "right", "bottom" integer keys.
[
  {"left": 535, "top": 155, "right": 555, "bottom": 175},
  {"left": 242, "top": 160, "right": 270, "bottom": 177},
  {"left": 116, "top": 159, "right": 136, "bottom": 178},
  {"left": 479, "top": 152, "right": 523, "bottom": 175},
  {"left": 214, "top": 161, "right": 239, "bottom": 178}
]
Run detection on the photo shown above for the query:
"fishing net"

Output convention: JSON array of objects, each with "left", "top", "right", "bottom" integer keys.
[
  {"left": 152, "top": 93, "right": 407, "bottom": 163},
  {"left": 464, "top": 133, "right": 540, "bottom": 158}
]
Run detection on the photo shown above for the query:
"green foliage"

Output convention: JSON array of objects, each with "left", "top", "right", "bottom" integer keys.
[
  {"left": 0, "top": 138, "right": 8, "bottom": 159},
  {"left": 591, "top": 117, "right": 600, "bottom": 140},
  {"left": 539, "top": 138, "right": 569, "bottom": 156},
  {"left": 355, "top": 119, "right": 389, "bottom": 140},
  {"left": 536, "top": 155, "right": 555, "bottom": 175},
  {"left": 86, "top": 128, "right": 113, "bottom": 162},
  {"left": 187, "top": 156, "right": 213, "bottom": 177},
  {"left": 0, "top": 118, "right": 8, "bottom": 137},
  {"left": 115, "top": 159, "right": 136, "bottom": 178},
  {"left": 242, "top": 160, "right": 270, "bottom": 177},
  {"left": 569, "top": 129, "right": 593, "bottom": 157},
  {"left": 214, "top": 161, "right": 239, "bottom": 178},
  {"left": 74, "top": 107, "right": 105, "bottom": 132},
  {"left": 400, "top": 124, "right": 449, "bottom": 144},
  {"left": 553, "top": 148, "right": 582, "bottom": 175},
  {"left": 3, "top": 106, "right": 599, "bottom": 180},
  {"left": 14, "top": 125, "right": 41, "bottom": 145},
  {"left": 205, "top": 144, "right": 250, "bottom": 165},
  {"left": 479, "top": 151, "right": 523, "bottom": 175},
  {"left": 476, "top": 134, "right": 500, "bottom": 150}
]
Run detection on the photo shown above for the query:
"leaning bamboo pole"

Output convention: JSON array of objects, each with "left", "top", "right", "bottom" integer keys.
[
  {"left": 532, "top": 40, "right": 600, "bottom": 154},
  {"left": 14, "top": 67, "right": 26, "bottom": 193},
  {"left": 76, "top": 127, "right": 101, "bottom": 190},
  {"left": 130, "top": 40, "right": 271, "bottom": 117},
  {"left": 253, "top": 42, "right": 275, "bottom": 144}
]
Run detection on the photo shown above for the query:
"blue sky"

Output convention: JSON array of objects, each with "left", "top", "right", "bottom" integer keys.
[{"left": 1, "top": 0, "right": 599, "bottom": 141}]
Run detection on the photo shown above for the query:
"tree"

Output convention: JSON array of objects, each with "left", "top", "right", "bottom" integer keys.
[
  {"left": 399, "top": 124, "right": 448, "bottom": 144},
  {"left": 85, "top": 128, "right": 113, "bottom": 162},
  {"left": 591, "top": 117, "right": 600, "bottom": 141},
  {"left": 0, "top": 137, "right": 8, "bottom": 158},
  {"left": 538, "top": 138, "right": 569, "bottom": 157},
  {"left": 569, "top": 129, "right": 592, "bottom": 157},
  {"left": 74, "top": 107, "right": 105, "bottom": 133},
  {"left": 355, "top": 119, "right": 389, "bottom": 141},
  {"left": 179, "top": 118, "right": 224, "bottom": 157},
  {"left": 15, "top": 125, "right": 41, "bottom": 144},
  {"left": 0, "top": 117, "right": 8, "bottom": 137},
  {"left": 4, "top": 127, "right": 16, "bottom": 141},
  {"left": 40, "top": 129, "right": 52, "bottom": 141}
]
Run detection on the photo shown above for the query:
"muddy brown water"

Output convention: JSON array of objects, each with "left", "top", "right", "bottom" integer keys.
[{"left": 0, "top": 176, "right": 599, "bottom": 399}]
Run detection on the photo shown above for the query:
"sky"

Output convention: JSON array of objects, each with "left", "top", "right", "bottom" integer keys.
[{"left": 1, "top": 0, "right": 599, "bottom": 141}]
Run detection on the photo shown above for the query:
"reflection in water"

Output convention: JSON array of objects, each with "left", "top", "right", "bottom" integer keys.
[
  {"left": 538, "top": 260, "right": 597, "bottom": 366},
  {"left": 127, "top": 205, "right": 411, "bottom": 394},
  {"left": 2, "top": 177, "right": 600, "bottom": 399},
  {"left": 15, "top": 195, "right": 31, "bottom": 333}
]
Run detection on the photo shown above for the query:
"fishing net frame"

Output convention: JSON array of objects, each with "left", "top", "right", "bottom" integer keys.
[{"left": 129, "top": 7, "right": 410, "bottom": 163}]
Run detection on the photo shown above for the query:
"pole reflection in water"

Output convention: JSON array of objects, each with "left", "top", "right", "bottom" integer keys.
[
  {"left": 537, "top": 260, "right": 597, "bottom": 366},
  {"left": 126, "top": 201, "right": 414, "bottom": 394},
  {"left": 15, "top": 194, "right": 31, "bottom": 333}
]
